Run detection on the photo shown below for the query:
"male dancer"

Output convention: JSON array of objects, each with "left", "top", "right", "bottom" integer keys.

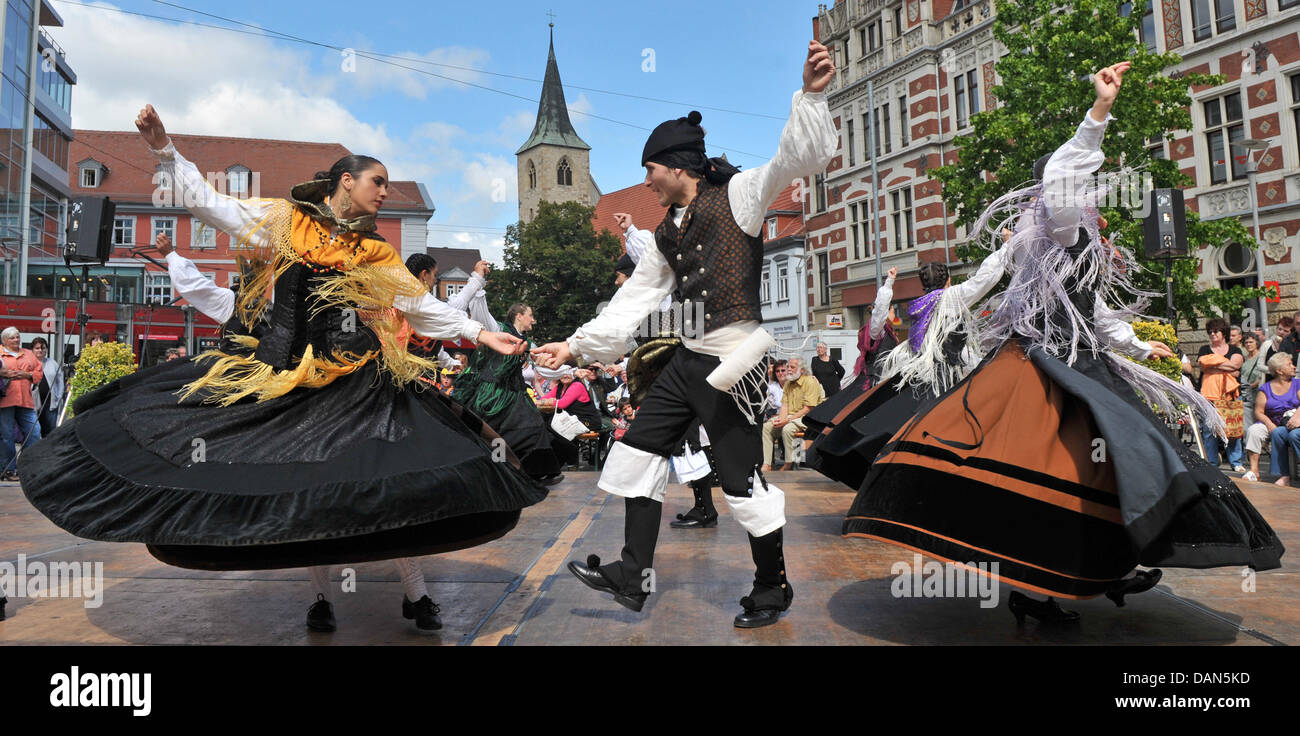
[{"left": 534, "top": 40, "right": 836, "bottom": 628}]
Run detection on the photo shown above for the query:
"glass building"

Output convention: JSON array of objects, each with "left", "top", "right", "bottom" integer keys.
[{"left": 1, "top": 0, "right": 74, "bottom": 295}]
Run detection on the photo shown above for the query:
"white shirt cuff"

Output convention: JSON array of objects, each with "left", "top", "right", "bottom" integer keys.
[{"left": 460, "top": 319, "right": 484, "bottom": 343}]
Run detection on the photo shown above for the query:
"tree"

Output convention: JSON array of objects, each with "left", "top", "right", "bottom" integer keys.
[
  {"left": 487, "top": 200, "right": 623, "bottom": 345},
  {"left": 932, "top": 0, "right": 1264, "bottom": 328}
]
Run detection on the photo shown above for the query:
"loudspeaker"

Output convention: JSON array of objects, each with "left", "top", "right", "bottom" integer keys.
[
  {"left": 1142, "top": 188, "right": 1187, "bottom": 259},
  {"left": 66, "top": 196, "right": 116, "bottom": 263}
]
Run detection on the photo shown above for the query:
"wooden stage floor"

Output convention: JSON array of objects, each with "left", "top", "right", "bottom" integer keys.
[{"left": 1, "top": 472, "right": 1295, "bottom": 646}]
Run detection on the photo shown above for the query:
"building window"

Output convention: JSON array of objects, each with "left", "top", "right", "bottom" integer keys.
[
  {"left": 1282, "top": 0, "right": 1299, "bottom": 10},
  {"left": 894, "top": 6, "right": 903, "bottom": 37},
  {"left": 445, "top": 283, "right": 464, "bottom": 299},
  {"left": 226, "top": 165, "right": 250, "bottom": 196},
  {"left": 858, "top": 28, "right": 866, "bottom": 61},
  {"left": 899, "top": 95, "right": 909, "bottom": 147},
  {"left": 815, "top": 174, "right": 827, "bottom": 213},
  {"left": 954, "top": 69, "right": 979, "bottom": 129},
  {"left": 1291, "top": 74, "right": 1300, "bottom": 165},
  {"left": 1146, "top": 135, "right": 1167, "bottom": 160},
  {"left": 766, "top": 218, "right": 778, "bottom": 239},
  {"left": 557, "top": 158, "right": 572, "bottom": 186},
  {"left": 1190, "top": 0, "right": 1235, "bottom": 42},
  {"left": 881, "top": 102, "right": 892, "bottom": 155},
  {"left": 818, "top": 253, "right": 830, "bottom": 306},
  {"left": 191, "top": 217, "right": 217, "bottom": 249},
  {"left": 891, "top": 187, "right": 914, "bottom": 251},
  {"left": 778, "top": 263, "right": 790, "bottom": 302},
  {"left": 1141, "top": 4, "right": 1157, "bottom": 52},
  {"left": 847, "top": 118, "right": 855, "bottom": 166},
  {"left": 867, "top": 16, "right": 883, "bottom": 51},
  {"left": 112, "top": 216, "right": 134, "bottom": 247},
  {"left": 861, "top": 112, "right": 871, "bottom": 161},
  {"left": 144, "top": 272, "right": 172, "bottom": 305},
  {"left": 80, "top": 166, "right": 98, "bottom": 188},
  {"left": 761, "top": 267, "right": 771, "bottom": 303},
  {"left": 873, "top": 106, "right": 882, "bottom": 158},
  {"left": 850, "top": 203, "right": 861, "bottom": 260},
  {"left": 154, "top": 167, "right": 172, "bottom": 192},
  {"left": 152, "top": 217, "right": 176, "bottom": 243},
  {"left": 527, "top": 160, "right": 537, "bottom": 189},
  {"left": 1204, "top": 91, "right": 1245, "bottom": 185}
]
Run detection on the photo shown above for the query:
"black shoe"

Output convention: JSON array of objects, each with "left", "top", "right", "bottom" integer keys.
[
  {"left": 670, "top": 506, "right": 718, "bottom": 529},
  {"left": 567, "top": 555, "right": 647, "bottom": 612},
  {"left": 306, "top": 594, "right": 336, "bottom": 632},
  {"left": 402, "top": 595, "right": 443, "bottom": 632},
  {"left": 539, "top": 473, "right": 565, "bottom": 486},
  {"left": 1008, "top": 591, "right": 1080, "bottom": 625},
  {"left": 1, "top": 596, "right": 7, "bottom": 621},
  {"left": 734, "top": 582, "right": 793, "bottom": 629},
  {"left": 1105, "top": 569, "right": 1162, "bottom": 608}
]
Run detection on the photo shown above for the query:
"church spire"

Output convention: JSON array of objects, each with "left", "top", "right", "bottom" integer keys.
[{"left": 516, "top": 24, "right": 590, "bottom": 154}]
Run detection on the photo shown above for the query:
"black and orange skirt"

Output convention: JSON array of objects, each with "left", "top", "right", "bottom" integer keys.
[{"left": 844, "top": 341, "right": 1284, "bottom": 599}]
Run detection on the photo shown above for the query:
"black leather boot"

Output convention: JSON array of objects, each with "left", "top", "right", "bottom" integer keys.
[
  {"left": 567, "top": 497, "right": 662, "bottom": 612},
  {"left": 734, "top": 527, "right": 793, "bottom": 629},
  {"left": 1105, "top": 569, "right": 1162, "bottom": 607},
  {"left": 671, "top": 477, "right": 719, "bottom": 529},
  {"left": 1, "top": 595, "right": 7, "bottom": 622}
]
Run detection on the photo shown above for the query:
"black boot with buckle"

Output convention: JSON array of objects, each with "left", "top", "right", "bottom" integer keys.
[
  {"left": 568, "top": 497, "right": 662, "bottom": 612},
  {"left": 734, "top": 527, "right": 793, "bottom": 629}
]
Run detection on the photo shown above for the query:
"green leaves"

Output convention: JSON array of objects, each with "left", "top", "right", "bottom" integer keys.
[
  {"left": 65, "top": 342, "right": 137, "bottom": 418},
  {"left": 933, "top": 0, "right": 1263, "bottom": 326},
  {"left": 487, "top": 200, "right": 623, "bottom": 344}
]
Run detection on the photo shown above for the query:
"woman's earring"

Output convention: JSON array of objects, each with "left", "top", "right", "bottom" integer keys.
[{"left": 339, "top": 188, "right": 352, "bottom": 215}]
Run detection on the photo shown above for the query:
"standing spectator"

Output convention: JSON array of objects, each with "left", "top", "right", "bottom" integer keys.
[
  {"left": 1276, "top": 312, "right": 1300, "bottom": 365},
  {"left": 176, "top": 344, "right": 188, "bottom": 360},
  {"left": 612, "top": 399, "right": 635, "bottom": 442},
  {"left": 1229, "top": 324, "right": 1243, "bottom": 349},
  {"left": 1250, "top": 353, "right": 1300, "bottom": 486},
  {"left": 810, "top": 342, "right": 845, "bottom": 399},
  {"left": 164, "top": 348, "right": 181, "bottom": 362},
  {"left": 1198, "top": 318, "right": 1245, "bottom": 471},
  {"left": 761, "top": 357, "right": 824, "bottom": 471},
  {"left": 30, "top": 337, "right": 63, "bottom": 437},
  {"left": 1261, "top": 317, "right": 1292, "bottom": 366},
  {"left": 1240, "top": 334, "right": 1268, "bottom": 481},
  {"left": 0, "top": 327, "right": 43, "bottom": 481}
]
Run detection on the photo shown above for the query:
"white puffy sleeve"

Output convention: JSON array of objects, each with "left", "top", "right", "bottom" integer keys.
[{"left": 165, "top": 251, "right": 234, "bottom": 324}]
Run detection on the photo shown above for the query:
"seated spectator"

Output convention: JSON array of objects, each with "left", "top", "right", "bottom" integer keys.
[
  {"left": 761, "top": 357, "right": 824, "bottom": 471},
  {"left": 438, "top": 372, "right": 455, "bottom": 396},
  {"left": 0, "top": 327, "right": 43, "bottom": 482},
  {"left": 764, "top": 359, "right": 788, "bottom": 422},
  {"left": 542, "top": 369, "right": 602, "bottom": 431},
  {"left": 164, "top": 348, "right": 181, "bottom": 362},
  {"left": 612, "top": 399, "right": 635, "bottom": 442},
  {"left": 1240, "top": 333, "right": 1267, "bottom": 481},
  {"left": 1251, "top": 352, "right": 1300, "bottom": 487}
]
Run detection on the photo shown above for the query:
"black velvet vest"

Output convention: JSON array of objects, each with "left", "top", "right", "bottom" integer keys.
[
  {"left": 653, "top": 180, "right": 764, "bottom": 333},
  {"left": 252, "top": 263, "right": 381, "bottom": 370}
]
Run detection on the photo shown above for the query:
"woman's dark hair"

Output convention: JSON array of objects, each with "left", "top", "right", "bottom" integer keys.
[
  {"left": 31, "top": 336, "right": 48, "bottom": 350},
  {"left": 918, "top": 262, "right": 950, "bottom": 292},
  {"left": 506, "top": 303, "right": 531, "bottom": 323},
  {"left": 1205, "top": 317, "right": 1228, "bottom": 338},
  {"left": 314, "top": 154, "right": 384, "bottom": 196},
  {"left": 1243, "top": 333, "right": 1259, "bottom": 349},
  {"left": 405, "top": 253, "right": 437, "bottom": 279}
]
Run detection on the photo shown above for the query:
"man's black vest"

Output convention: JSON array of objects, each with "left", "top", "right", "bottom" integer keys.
[{"left": 653, "top": 180, "right": 764, "bottom": 334}]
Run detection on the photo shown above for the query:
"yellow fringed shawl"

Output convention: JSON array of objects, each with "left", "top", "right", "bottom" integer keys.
[{"left": 180, "top": 201, "right": 442, "bottom": 405}]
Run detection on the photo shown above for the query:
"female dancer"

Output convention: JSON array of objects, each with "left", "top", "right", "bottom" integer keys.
[
  {"left": 453, "top": 302, "right": 577, "bottom": 484},
  {"left": 18, "top": 105, "right": 548, "bottom": 634},
  {"left": 843, "top": 62, "right": 1283, "bottom": 622}
]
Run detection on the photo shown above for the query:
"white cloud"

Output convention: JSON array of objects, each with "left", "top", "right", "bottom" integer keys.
[
  {"left": 341, "top": 46, "right": 492, "bottom": 100},
  {"left": 52, "top": 2, "right": 520, "bottom": 266}
]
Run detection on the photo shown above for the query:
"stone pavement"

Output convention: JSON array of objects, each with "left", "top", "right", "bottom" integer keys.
[{"left": 1, "top": 472, "right": 1295, "bottom": 645}]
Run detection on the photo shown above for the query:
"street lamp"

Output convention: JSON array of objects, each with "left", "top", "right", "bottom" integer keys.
[{"left": 1230, "top": 138, "right": 1269, "bottom": 330}]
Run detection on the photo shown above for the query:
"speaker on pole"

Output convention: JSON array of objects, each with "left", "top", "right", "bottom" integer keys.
[
  {"left": 66, "top": 196, "right": 116, "bottom": 264},
  {"left": 1142, "top": 188, "right": 1187, "bottom": 259}
]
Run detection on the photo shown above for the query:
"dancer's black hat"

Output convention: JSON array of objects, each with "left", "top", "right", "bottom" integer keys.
[{"left": 642, "top": 110, "right": 706, "bottom": 168}]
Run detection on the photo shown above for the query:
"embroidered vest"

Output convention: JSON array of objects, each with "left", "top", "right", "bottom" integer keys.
[{"left": 653, "top": 181, "right": 763, "bottom": 333}]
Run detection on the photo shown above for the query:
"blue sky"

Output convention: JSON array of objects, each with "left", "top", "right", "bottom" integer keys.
[{"left": 51, "top": 0, "right": 824, "bottom": 261}]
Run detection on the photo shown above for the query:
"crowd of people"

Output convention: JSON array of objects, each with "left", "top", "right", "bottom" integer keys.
[{"left": 5, "top": 48, "right": 1284, "bottom": 637}]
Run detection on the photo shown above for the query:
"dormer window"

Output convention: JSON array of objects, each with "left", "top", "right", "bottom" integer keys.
[
  {"left": 227, "top": 165, "right": 251, "bottom": 196},
  {"left": 766, "top": 218, "right": 778, "bottom": 239},
  {"left": 78, "top": 159, "right": 106, "bottom": 188}
]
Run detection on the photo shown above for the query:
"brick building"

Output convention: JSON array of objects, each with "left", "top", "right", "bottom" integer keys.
[
  {"left": 39, "top": 130, "right": 435, "bottom": 303},
  {"left": 804, "top": 0, "right": 1300, "bottom": 353}
]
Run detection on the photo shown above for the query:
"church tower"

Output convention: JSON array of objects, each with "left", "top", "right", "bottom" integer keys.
[{"left": 516, "top": 25, "right": 599, "bottom": 223}]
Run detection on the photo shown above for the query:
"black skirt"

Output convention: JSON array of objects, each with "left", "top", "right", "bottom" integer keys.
[
  {"left": 18, "top": 356, "right": 549, "bottom": 571},
  {"left": 803, "top": 375, "right": 920, "bottom": 491},
  {"left": 843, "top": 341, "right": 1284, "bottom": 599}
]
